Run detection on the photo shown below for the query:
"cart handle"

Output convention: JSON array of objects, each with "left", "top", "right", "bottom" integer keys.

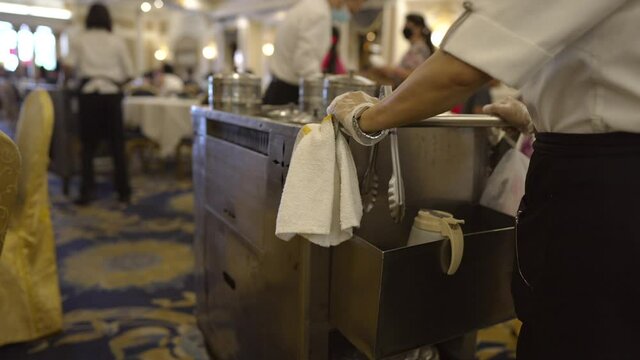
[{"left": 404, "top": 114, "right": 510, "bottom": 128}]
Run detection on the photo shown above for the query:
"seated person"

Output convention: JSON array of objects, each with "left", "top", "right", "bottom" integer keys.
[{"left": 155, "top": 63, "right": 184, "bottom": 96}]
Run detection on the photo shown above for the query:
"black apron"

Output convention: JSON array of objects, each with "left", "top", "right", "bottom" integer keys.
[
  {"left": 514, "top": 132, "right": 640, "bottom": 359},
  {"left": 262, "top": 76, "right": 299, "bottom": 105}
]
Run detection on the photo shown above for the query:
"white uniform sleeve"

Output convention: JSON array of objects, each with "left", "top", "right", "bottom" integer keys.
[
  {"left": 63, "top": 34, "right": 80, "bottom": 68},
  {"left": 293, "top": 7, "right": 331, "bottom": 79},
  {"left": 441, "top": 0, "right": 630, "bottom": 87},
  {"left": 118, "top": 38, "right": 135, "bottom": 80}
]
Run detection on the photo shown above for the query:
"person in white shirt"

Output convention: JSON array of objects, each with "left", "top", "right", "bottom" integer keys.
[
  {"left": 329, "top": 0, "right": 640, "bottom": 358},
  {"left": 155, "top": 63, "right": 185, "bottom": 96},
  {"left": 65, "top": 2, "right": 134, "bottom": 205},
  {"left": 263, "top": 0, "right": 364, "bottom": 105}
]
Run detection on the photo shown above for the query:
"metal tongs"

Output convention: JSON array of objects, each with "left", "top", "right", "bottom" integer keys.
[
  {"left": 382, "top": 86, "right": 405, "bottom": 223},
  {"left": 359, "top": 86, "right": 391, "bottom": 213},
  {"left": 360, "top": 144, "right": 379, "bottom": 213}
]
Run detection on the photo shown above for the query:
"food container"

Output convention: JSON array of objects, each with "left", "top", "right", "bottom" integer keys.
[
  {"left": 299, "top": 74, "right": 326, "bottom": 120},
  {"left": 208, "top": 72, "right": 262, "bottom": 114},
  {"left": 323, "top": 72, "right": 377, "bottom": 110}
]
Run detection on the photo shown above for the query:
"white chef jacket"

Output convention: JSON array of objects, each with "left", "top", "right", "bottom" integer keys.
[
  {"left": 65, "top": 29, "right": 134, "bottom": 94},
  {"left": 269, "top": 0, "right": 332, "bottom": 85},
  {"left": 442, "top": 0, "right": 640, "bottom": 134}
]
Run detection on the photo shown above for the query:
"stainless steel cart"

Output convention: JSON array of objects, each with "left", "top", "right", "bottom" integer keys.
[{"left": 191, "top": 108, "right": 516, "bottom": 360}]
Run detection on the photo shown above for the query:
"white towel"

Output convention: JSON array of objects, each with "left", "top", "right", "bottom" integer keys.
[{"left": 276, "top": 117, "right": 362, "bottom": 247}]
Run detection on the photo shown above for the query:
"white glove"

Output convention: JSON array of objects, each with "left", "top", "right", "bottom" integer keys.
[
  {"left": 327, "top": 91, "right": 388, "bottom": 146},
  {"left": 482, "top": 97, "right": 535, "bottom": 134}
]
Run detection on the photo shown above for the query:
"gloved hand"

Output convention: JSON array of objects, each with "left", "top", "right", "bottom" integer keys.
[
  {"left": 327, "top": 91, "right": 388, "bottom": 146},
  {"left": 482, "top": 97, "right": 535, "bottom": 134}
]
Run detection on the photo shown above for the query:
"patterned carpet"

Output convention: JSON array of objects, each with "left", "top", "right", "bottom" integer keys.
[
  {"left": 0, "top": 169, "right": 519, "bottom": 360},
  {"left": 0, "top": 174, "right": 209, "bottom": 360}
]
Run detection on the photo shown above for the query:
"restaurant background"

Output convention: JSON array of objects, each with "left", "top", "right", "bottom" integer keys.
[{"left": 1, "top": 0, "right": 466, "bottom": 88}]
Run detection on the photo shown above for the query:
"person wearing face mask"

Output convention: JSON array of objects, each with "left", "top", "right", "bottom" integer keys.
[
  {"left": 263, "top": 0, "right": 363, "bottom": 105},
  {"left": 370, "top": 14, "right": 435, "bottom": 87}
]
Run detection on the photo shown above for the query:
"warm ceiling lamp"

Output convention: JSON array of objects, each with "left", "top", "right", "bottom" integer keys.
[
  {"left": 262, "top": 43, "right": 274, "bottom": 57},
  {"left": 202, "top": 45, "right": 217, "bottom": 60},
  {"left": 181, "top": 0, "right": 200, "bottom": 10},
  {"left": 140, "top": 2, "right": 152, "bottom": 13},
  {"left": 0, "top": 2, "right": 72, "bottom": 20},
  {"left": 154, "top": 48, "right": 168, "bottom": 61}
]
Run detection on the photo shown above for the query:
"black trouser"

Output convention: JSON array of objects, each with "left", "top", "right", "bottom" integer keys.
[
  {"left": 262, "top": 76, "right": 299, "bottom": 105},
  {"left": 514, "top": 132, "right": 640, "bottom": 359},
  {"left": 77, "top": 93, "right": 130, "bottom": 200}
]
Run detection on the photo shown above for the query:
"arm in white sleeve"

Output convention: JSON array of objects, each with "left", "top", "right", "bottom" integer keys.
[
  {"left": 118, "top": 38, "right": 135, "bottom": 81},
  {"left": 442, "top": 0, "right": 630, "bottom": 87},
  {"left": 293, "top": 10, "right": 331, "bottom": 80},
  {"left": 63, "top": 35, "right": 79, "bottom": 69}
]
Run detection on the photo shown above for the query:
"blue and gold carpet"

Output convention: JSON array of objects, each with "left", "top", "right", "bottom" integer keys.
[
  {"left": 0, "top": 175, "right": 209, "bottom": 360},
  {"left": 0, "top": 172, "right": 518, "bottom": 360}
]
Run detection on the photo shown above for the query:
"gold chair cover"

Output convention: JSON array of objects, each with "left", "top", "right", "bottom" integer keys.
[
  {"left": 0, "top": 130, "right": 20, "bottom": 255},
  {"left": 0, "top": 89, "right": 63, "bottom": 346}
]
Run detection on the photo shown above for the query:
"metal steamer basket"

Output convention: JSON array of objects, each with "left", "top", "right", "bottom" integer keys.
[
  {"left": 299, "top": 74, "right": 326, "bottom": 120},
  {"left": 323, "top": 72, "right": 377, "bottom": 110},
  {"left": 208, "top": 72, "right": 262, "bottom": 114}
]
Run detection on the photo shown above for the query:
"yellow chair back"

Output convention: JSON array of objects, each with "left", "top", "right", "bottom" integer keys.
[
  {"left": 0, "top": 130, "right": 20, "bottom": 255},
  {"left": 0, "top": 88, "right": 61, "bottom": 346},
  {"left": 13, "top": 88, "right": 54, "bottom": 226}
]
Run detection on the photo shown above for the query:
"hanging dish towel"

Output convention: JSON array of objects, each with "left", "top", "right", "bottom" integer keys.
[{"left": 276, "top": 116, "right": 362, "bottom": 247}]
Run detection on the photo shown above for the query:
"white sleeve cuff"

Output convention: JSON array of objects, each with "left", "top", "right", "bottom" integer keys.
[{"left": 442, "top": 13, "right": 552, "bottom": 88}]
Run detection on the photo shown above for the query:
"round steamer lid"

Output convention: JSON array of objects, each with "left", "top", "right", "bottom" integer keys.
[
  {"left": 324, "top": 71, "right": 376, "bottom": 87},
  {"left": 413, "top": 209, "right": 455, "bottom": 232},
  {"left": 212, "top": 71, "right": 261, "bottom": 85},
  {"left": 299, "top": 73, "right": 326, "bottom": 87}
]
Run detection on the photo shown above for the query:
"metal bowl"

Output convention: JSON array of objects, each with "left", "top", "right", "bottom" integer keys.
[{"left": 209, "top": 72, "right": 262, "bottom": 114}]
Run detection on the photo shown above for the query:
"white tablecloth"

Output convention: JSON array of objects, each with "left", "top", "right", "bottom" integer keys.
[{"left": 123, "top": 96, "right": 199, "bottom": 157}]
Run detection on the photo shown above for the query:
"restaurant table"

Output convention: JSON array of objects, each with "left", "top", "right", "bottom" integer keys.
[{"left": 122, "top": 96, "right": 198, "bottom": 158}]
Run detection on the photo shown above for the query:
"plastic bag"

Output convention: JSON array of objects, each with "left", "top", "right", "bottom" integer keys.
[{"left": 480, "top": 148, "right": 530, "bottom": 217}]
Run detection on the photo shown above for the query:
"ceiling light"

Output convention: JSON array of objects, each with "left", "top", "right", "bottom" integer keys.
[
  {"left": 154, "top": 48, "right": 168, "bottom": 61},
  {"left": 262, "top": 43, "right": 274, "bottom": 57},
  {"left": 154, "top": 0, "right": 164, "bottom": 9},
  {"left": 182, "top": 0, "right": 199, "bottom": 10},
  {"left": 202, "top": 45, "right": 217, "bottom": 60},
  {"left": 366, "top": 32, "right": 376, "bottom": 42},
  {"left": 236, "top": 17, "right": 248, "bottom": 30},
  {"left": 140, "top": 2, "right": 152, "bottom": 13},
  {"left": 0, "top": 2, "right": 72, "bottom": 20}
]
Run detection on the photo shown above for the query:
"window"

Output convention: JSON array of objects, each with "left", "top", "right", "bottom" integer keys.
[
  {"left": 17, "top": 24, "right": 33, "bottom": 62},
  {"left": 34, "top": 26, "right": 56, "bottom": 71},
  {"left": 0, "top": 21, "right": 18, "bottom": 71}
]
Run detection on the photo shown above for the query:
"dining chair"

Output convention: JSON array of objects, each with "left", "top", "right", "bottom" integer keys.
[
  {"left": 174, "top": 137, "right": 193, "bottom": 178},
  {"left": 0, "top": 81, "right": 20, "bottom": 128},
  {"left": 0, "top": 130, "right": 20, "bottom": 256},
  {"left": 0, "top": 89, "right": 63, "bottom": 346}
]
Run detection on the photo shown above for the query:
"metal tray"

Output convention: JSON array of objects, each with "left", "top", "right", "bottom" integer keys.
[{"left": 330, "top": 205, "right": 515, "bottom": 359}]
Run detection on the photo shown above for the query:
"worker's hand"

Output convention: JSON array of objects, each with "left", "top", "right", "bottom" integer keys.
[
  {"left": 327, "top": 91, "right": 387, "bottom": 146},
  {"left": 483, "top": 97, "right": 535, "bottom": 134}
]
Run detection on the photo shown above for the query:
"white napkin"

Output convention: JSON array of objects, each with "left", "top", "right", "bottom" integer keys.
[{"left": 276, "top": 117, "right": 362, "bottom": 247}]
